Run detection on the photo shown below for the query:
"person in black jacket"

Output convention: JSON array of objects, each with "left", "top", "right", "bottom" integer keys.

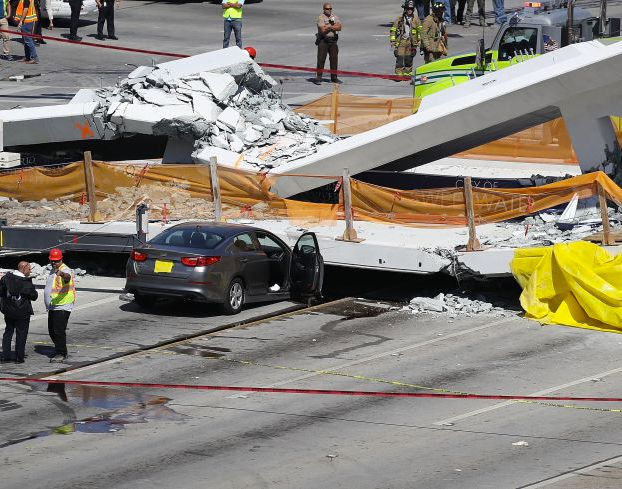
[{"left": 0, "top": 262, "right": 38, "bottom": 364}]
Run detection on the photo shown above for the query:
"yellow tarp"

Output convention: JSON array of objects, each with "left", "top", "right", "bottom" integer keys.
[{"left": 511, "top": 241, "right": 622, "bottom": 333}]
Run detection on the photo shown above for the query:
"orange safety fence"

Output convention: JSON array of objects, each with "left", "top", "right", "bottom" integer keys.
[
  {"left": 0, "top": 160, "right": 621, "bottom": 229},
  {"left": 294, "top": 93, "right": 415, "bottom": 136},
  {"left": 295, "top": 93, "right": 622, "bottom": 165},
  {"left": 350, "top": 171, "right": 622, "bottom": 227}
]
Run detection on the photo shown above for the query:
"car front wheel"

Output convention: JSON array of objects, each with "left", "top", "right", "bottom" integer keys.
[{"left": 222, "top": 278, "right": 244, "bottom": 315}]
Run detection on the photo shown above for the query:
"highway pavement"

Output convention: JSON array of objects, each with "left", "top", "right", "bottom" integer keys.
[
  {"left": 2, "top": 283, "right": 622, "bottom": 488},
  {"left": 1, "top": 0, "right": 621, "bottom": 109}
]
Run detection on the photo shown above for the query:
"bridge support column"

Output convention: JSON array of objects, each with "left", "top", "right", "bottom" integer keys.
[{"left": 560, "top": 104, "right": 621, "bottom": 173}]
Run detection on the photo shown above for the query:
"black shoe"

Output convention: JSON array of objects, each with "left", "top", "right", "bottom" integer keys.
[
  {"left": 313, "top": 78, "right": 322, "bottom": 85},
  {"left": 68, "top": 35, "right": 82, "bottom": 41},
  {"left": 14, "top": 359, "right": 24, "bottom": 364},
  {"left": 50, "top": 354, "right": 63, "bottom": 363},
  {"left": 95, "top": 34, "right": 105, "bottom": 40},
  {"left": 61, "top": 354, "right": 70, "bottom": 362},
  {"left": 38, "top": 39, "right": 46, "bottom": 44},
  {"left": 107, "top": 35, "right": 118, "bottom": 40},
  {"left": 331, "top": 78, "right": 343, "bottom": 84}
]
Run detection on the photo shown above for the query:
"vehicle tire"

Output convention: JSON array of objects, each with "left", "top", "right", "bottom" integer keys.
[
  {"left": 134, "top": 292, "right": 157, "bottom": 308},
  {"left": 222, "top": 278, "right": 245, "bottom": 315}
]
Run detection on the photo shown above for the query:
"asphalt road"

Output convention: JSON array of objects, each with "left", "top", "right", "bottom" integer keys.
[
  {"left": 2, "top": 284, "right": 622, "bottom": 488},
  {"left": 1, "top": 0, "right": 621, "bottom": 109}
]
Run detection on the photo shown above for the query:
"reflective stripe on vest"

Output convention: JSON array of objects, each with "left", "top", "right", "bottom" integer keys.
[
  {"left": 223, "top": 5, "right": 242, "bottom": 19},
  {"left": 50, "top": 265, "right": 75, "bottom": 306},
  {"left": 14, "top": 0, "right": 37, "bottom": 23}
]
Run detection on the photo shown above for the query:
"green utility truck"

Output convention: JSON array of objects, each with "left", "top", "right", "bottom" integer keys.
[{"left": 413, "top": 0, "right": 621, "bottom": 100}]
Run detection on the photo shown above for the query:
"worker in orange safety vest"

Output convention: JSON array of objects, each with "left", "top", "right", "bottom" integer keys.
[{"left": 13, "top": 0, "right": 38, "bottom": 63}]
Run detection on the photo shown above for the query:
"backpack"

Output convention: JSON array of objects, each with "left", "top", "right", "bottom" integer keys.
[{"left": 0, "top": 274, "right": 26, "bottom": 317}]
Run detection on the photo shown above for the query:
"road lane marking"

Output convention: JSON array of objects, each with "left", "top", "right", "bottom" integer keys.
[
  {"left": 433, "top": 366, "right": 622, "bottom": 426},
  {"left": 29, "top": 295, "right": 121, "bottom": 323},
  {"left": 223, "top": 317, "right": 517, "bottom": 398},
  {"left": 522, "top": 453, "right": 622, "bottom": 488}
]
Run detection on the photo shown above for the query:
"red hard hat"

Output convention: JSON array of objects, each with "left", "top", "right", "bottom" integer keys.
[
  {"left": 49, "top": 248, "right": 63, "bottom": 261},
  {"left": 244, "top": 46, "right": 257, "bottom": 59}
]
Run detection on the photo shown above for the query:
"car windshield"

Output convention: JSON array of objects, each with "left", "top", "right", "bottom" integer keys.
[{"left": 149, "top": 228, "right": 224, "bottom": 250}]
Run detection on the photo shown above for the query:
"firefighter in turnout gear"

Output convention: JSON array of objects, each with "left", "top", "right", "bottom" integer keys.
[
  {"left": 390, "top": 1, "right": 422, "bottom": 76},
  {"left": 421, "top": 1, "right": 448, "bottom": 64}
]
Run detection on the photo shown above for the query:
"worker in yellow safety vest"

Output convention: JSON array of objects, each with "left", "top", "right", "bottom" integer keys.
[
  {"left": 390, "top": 0, "right": 422, "bottom": 76},
  {"left": 222, "top": 0, "right": 244, "bottom": 49},
  {"left": 44, "top": 248, "right": 76, "bottom": 363},
  {"left": 13, "top": 0, "right": 38, "bottom": 63}
]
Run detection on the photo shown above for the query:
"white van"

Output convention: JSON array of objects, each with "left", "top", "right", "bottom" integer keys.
[
  {"left": 9, "top": 0, "right": 98, "bottom": 21},
  {"left": 45, "top": 0, "right": 99, "bottom": 19}
]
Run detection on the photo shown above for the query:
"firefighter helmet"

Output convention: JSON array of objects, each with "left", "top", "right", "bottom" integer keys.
[
  {"left": 432, "top": 1, "right": 446, "bottom": 10},
  {"left": 403, "top": 0, "right": 415, "bottom": 9}
]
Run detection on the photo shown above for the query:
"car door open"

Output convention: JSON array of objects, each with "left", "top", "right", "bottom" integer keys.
[{"left": 290, "top": 232, "right": 324, "bottom": 299}]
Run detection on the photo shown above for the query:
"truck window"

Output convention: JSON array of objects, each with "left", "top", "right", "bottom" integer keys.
[{"left": 498, "top": 27, "right": 538, "bottom": 61}]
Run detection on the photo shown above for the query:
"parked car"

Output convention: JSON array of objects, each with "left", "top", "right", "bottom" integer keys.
[{"left": 125, "top": 222, "right": 324, "bottom": 314}]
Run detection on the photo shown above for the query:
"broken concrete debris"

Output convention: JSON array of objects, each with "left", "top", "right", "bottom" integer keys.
[
  {"left": 0, "top": 183, "right": 282, "bottom": 225},
  {"left": 90, "top": 47, "right": 337, "bottom": 169},
  {"left": 406, "top": 293, "right": 514, "bottom": 317}
]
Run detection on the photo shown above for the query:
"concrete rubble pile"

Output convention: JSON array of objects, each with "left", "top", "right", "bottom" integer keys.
[
  {"left": 406, "top": 293, "right": 515, "bottom": 318},
  {"left": 472, "top": 209, "right": 618, "bottom": 249},
  {"left": 0, "top": 184, "right": 216, "bottom": 224},
  {"left": 85, "top": 47, "right": 337, "bottom": 169},
  {"left": 30, "top": 262, "right": 88, "bottom": 283}
]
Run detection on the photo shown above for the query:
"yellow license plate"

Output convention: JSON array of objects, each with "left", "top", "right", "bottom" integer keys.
[{"left": 154, "top": 260, "right": 174, "bottom": 273}]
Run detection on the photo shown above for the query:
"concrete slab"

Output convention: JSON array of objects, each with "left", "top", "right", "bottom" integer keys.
[
  {"left": 201, "top": 72, "right": 238, "bottom": 102},
  {"left": 191, "top": 94, "right": 222, "bottom": 122}
]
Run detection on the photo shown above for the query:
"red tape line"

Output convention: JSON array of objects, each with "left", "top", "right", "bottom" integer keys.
[
  {"left": 1, "top": 377, "right": 621, "bottom": 402},
  {"left": 0, "top": 28, "right": 409, "bottom": 81}
]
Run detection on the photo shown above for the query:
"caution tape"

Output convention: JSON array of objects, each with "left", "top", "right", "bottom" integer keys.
[
  {"left": 1, "top": 377, "right": 622, "bottom": 403},
  {"left": 0, "top": 28, "right": 186, "bottom": 58},
  {"left": 0, "top": 29, "right": 409, "bottom": 81},
  {"left": 208, "top": 357, "right": 622, "bottom": 414}
]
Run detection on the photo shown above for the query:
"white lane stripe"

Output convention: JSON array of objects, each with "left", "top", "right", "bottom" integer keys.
[
  {"left": 523, "top": 453, "right": 622, "bottom": 487},
  {"left": 29, "top": 295, "right": 121, "bottom": 323},
  {"left": 433, "top": 365, "right": 622, "bottom": 426},
  {"left": 51, "top": 315, "right": 516, "bottom": 386},
  {"left": 264, "top": 317, "right": 518, "bottom": 388}
]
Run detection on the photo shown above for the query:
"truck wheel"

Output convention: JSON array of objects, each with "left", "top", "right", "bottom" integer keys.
[{"left": 222, "top": 278, "right": 244, "bottom": 315}]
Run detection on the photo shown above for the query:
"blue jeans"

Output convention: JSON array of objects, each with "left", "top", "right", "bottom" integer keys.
[
  {"left": 440, "top": 0, "right": 452, "bottom": 23},
  {"left": 414, "top": 0, "right": 426, "bottom": 20},
  {"left": 223, "top": 19, "right": 242, "bottom": 48},
  {"left": 20, "top": 22, "right": 37, "bottom": 60},
  {"left": 493, "top": 0, "right": 507, "bottom": 24}
]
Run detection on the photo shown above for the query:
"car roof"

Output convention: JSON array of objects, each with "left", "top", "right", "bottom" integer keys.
[{"left": 165, "top": 221, "right": 267, "bottom": 239}]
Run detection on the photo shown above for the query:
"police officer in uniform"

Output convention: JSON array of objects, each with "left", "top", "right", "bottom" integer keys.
[
  {"left": 95, "top": 0, "right": 119, "bottom": 40},
  {"left": 421, "top": 1, "right": 448, "bottom": 64},
  {"left": 314, "top": 3, "right": 342, "bottom": 85},
  {"left": 390, "top": 1, "right": 421, "bottom": 76}
]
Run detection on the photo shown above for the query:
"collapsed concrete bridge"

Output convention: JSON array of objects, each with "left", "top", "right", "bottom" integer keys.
[{"left": 1, "top": 41, "right": 622, "bottom": 197}]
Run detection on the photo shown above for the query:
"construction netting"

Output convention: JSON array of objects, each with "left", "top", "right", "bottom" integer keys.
[
  {"left": 295, "top": 93, "right": 622, "bottom": 164},
  {"left": 1, "top": 161, "right": 622, "bottom": 230},
  {"left": 294, "top": 92, "right": 416, "bottom": 135}
]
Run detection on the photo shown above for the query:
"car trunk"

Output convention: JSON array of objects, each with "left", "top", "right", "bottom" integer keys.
[{"left": 133, "top": 246, "right": 199, "bottom": 280}]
